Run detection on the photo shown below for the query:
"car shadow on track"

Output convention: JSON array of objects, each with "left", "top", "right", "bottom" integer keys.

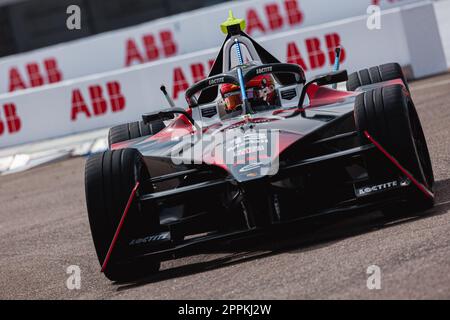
[{"left": 115, "top": 178, "right": 450, "bottom": 291}]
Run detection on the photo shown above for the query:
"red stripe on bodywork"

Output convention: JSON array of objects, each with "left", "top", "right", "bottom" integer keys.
[
  {"left": 101, "top": 181, "right": 140, "bottom": 273},
  {"left": 364, "top": 131, "right": 434, "bottom": 199}
]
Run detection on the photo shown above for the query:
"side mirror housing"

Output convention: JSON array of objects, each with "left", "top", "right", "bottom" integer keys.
[
  {"left": 298, "top": 70, "right": 348, "bottom": 108},
  {"left": 142, "top": 110, "right": 175, "bottom": 123},
  {"left": 142, "top": 108, "right": 197, "bottom": 128},
  {"left": 313, "top": 70, "right": 348, "bottom": 86}
]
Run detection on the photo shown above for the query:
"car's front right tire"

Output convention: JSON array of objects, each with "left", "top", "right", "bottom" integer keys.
[
  {"left": 346, "top": 63, "right": 409, "bottom": 92},
  {"left": 354, "top": 84, "right": 434, "bottom": 215},
  {"left": 108, "top": 120, "right": 165, "bottom": 149}
]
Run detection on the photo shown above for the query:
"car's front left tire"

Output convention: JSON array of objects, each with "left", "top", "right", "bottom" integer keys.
[{"left": 85, "top": 148, "right": 160, "bottom": 281}]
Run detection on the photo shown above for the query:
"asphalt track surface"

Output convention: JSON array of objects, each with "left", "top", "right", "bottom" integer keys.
[{"left": 1, "top": 73, "right": 450, "bottom": 300}]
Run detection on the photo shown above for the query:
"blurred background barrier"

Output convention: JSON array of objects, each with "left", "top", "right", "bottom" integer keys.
[
  {"left": 0, "top": 0, "right": 228, "bottom": 57},
  {"left": 0, "top": 1, "right": 446, "bottom": 150},
  {"left": 434, "top": 0, "right": 450, "bottom": 67},
  {"left": 0, "top": 0, "right": 425, "bottom": 94}
]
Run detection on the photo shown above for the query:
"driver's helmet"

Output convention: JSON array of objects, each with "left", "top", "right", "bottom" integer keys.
[{"left": 220, "top": 74, "right": 277, "bottom": 111}]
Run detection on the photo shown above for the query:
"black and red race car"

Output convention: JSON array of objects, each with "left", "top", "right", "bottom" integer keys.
[{"left": 85, "top": 15, "right": 434, "bottom": 281}]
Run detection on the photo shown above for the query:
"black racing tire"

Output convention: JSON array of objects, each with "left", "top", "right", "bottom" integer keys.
[
  {"left": 108, "top": 120, "right": 165, "bottom": 148},
  {"left": 347, "top": 63, "right": 409, "bottom": 92},
  {"left": 85, "top": 148, "right": 160, "bottom": 281},
  {"left": 354, "top": 84, "right": 434, "bottom": 214}
]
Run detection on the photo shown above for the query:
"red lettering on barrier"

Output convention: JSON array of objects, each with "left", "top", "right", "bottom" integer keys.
[
  {"left": 8, "top": 68, "right": 27, "bottom": 92},
  {"left": 160, "top": 30, "right": 177, "bottom": 57},
  {"left": 284, "top": 0, "right": 303, "bottom": 26},
  {"left": 71, "top": 89, "right": 91, "bottom": 121},
  {"left": 172, "top": 68, "right": 189, "bottom": 100},
  {"left": 306, "top": 38, "right": 326, "bottom": 69},
  {"left": 246, "top": 9, "right": 266, "bottom": 34},
  {"left": 3, "top": 103, "right": 21, "bottom": 133},
  {"left": 191, "top": 63, "right": 205, "bottom": 83},
  {"left": 8, "top": 58, "right": 63, "bottom": 92},
  {"left": 265, "top": 4, "right": 283, "bottom": 30},
  {"left": 89, "top": 85, "right": 107, "bottom": 116},
  {"left": 125, "top": 31, "right": 178, "bottom": 67},
  {"left": 44, "top": 58, "right": 62, "bottom": 83},
  {"left": 325, "top": 33, "right": 346, "bottom": 64},
  {"left": 107, "top": 81, "right": 126, "bottom": 112},
  {"left": 286, "top": 42, "right": 307, "bottom": 70},
  {"left": 0, "top": 105, "right": 26, "bottom": 136},
  {"left": 143, "top": 34, "right": 159, "bottom": 61},
  {"left": 372, "top": 0, "right": 405, "bottom": 7},
  {"left": 286, "top": 33, "right": 346, "bottom": 70},
  {"left": 26, "top": 63, "right": 45, "bottom": 88},
  {"left": 125, "top": 39, "right": 145, "bottom": 66},
  {"left": 245, "top": 0, "right": 304, "bottom": 35},
  {"left": 71, "top": 82, "right": 126, "bottom": 121}
]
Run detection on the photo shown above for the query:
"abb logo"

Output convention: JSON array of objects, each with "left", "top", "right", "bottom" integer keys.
[
  {"left": 245, "top": 0, "right": 303, "bottom": 35},
  {"left": 125, "top": 30, "right": 178, "bottom": 66},
  {"left": 0, "top": 103, "right": 21, "bottom": 135},
  {"left": 286, "top": 33, "right": 346, "bottom": 70},
  {"left": 8, "top": 58, "right": 62, "bottom": 92},
  {"left": 71, "top": 81, "right": 126, "bottom": 121},
  {"left": 170, "top": 33, "right": 345, "bottom": 100},
  {"left": 172, "top": 59, "right": 216, "bottom": 100}
]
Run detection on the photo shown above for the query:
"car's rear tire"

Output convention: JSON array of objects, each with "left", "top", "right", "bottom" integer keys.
[
  {"left": 354, "top": 84, "right": 434, "bottom": 215},
  {"left": 85, "top": 148, "right": 160, "bottom": 281},
  {"left": 346, "top": 63, "right": 409, "bottom": 92},
  {"left": 108, "top": 120, "right": 165, "bottom": 148}
]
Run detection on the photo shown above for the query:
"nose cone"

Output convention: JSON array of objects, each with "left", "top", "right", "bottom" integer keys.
[{"left": 202, "top": 128, "right": 302, "bottom": 182}]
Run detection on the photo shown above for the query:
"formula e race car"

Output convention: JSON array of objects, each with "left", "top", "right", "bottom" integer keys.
[{"left": 85, "top": 13, "right": 434, "bottom": 281}]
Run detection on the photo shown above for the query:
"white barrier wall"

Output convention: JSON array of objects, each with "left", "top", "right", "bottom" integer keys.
[
  {"left": 0, "top": 2, "right": 446, "bottom": 148},
  {"left": 0, "top": 0, "right": 423, "bottom": 94},
  {"left": 434, "top": 0, "right": 450, "bottom": 67},
  {"left": 402, "top": 1, "right": 448, "bottom": 77}
]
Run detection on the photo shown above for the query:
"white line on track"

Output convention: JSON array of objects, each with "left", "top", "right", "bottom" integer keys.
[{"left": 434, "top": 200, "right": 450, "bottom": 208}]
